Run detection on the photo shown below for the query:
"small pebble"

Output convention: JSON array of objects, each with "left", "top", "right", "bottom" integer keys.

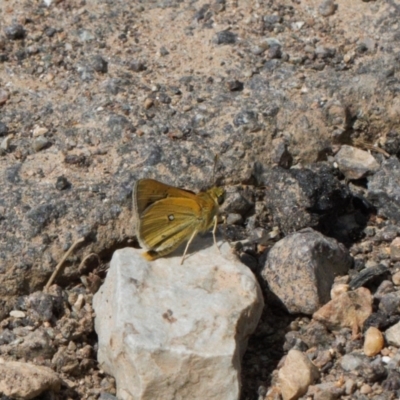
[
  {"left": 4, "top": 24, "right": 26, "bottom": 40},
  {"left": 365, "top": 259, "right": 377, "bottom": 268},
  {"left": 379, "top": 225, "right": 398, "bottom": 242},
  {"left": 45, "top": 27, "right": 57, "bottom": 37},
  {"left": 360, "top": 384, "right": 372, "bottom": 394},
  {"left": 144, "top": 98, "right": 153, "bottom": 109},
  {"left": 68, "top": 292, "right": 79, "bottom": 307},
  {"left": 0, "top": 122, "right": 9, "bottom": 136},
  {"left": 343, "top": 52, "right": 354, "bottom": 63},
  {"left": 68, "top": 341, "right": 77, "bottom": 351},
  {"left": 392, "top": 271, "right": 400, "bottom": 286},
  {"left": 0, "top": 90, "right": 9, "bottom": 106},
  {"left": 364, "top": 327, "right": 384, "bottom": 356},
  {"left": 55, "top": 176, "right": 71, "bottom": 191},
  {"left": 381, "top": 348, "right": 390, "bottom": 357},
  {"left": 226, "top": 213, "right": 243, "bottom": 225},
  {"left": 344, "top": 378, "right": 356, "bottom": 395},
  {"left": 267, "top": 45, "right": 282, "bottom": 59},
  {"left": 32, "top": 126, "right": 49, "bottom": 137},
  {"left": 10, "top": 310, "right": 26, "bottom": 318},
  {"left": 291, "top": 21, "right": 305, "bottom": 31},
  {"left": 73, "top": 294, "right": 85, "bottom": 311},
  {"left": 32, "top": 136, "right": 49, "bottom": 152},
  {"left": 91, "top": 55, "right": 108, "bottom": 73},
  {"left": 0, "top": 135, "right": 11, "bottom": 151},
  {"left": 128, "top": 60, "right": 146, "bottom": 72},
  {"left": 385, "top": 321, "right": 400, "bottom": 347},
  {"left": 341, "top": 354, "right": 364, "bottom": 371},
  {"left": 251, "top": 44, "right": 267, "bottom": 55},
  {"left": 331, "top": 283, "right": 349, "bottom": 299},
  {"left": 375, "top": 280, "right": 394, "bottom": 299},
  {"left": 364, "top": 226, "right": 376, "bottom": 237},
  {"left": 213, "top": 30, "right": 237, "bottom": 45},
  {"left": 227, "top": 80, "right": 244, "bottom": 91},
  {"left": 319, "top": 0, "right": 336, "bottom": 17},
  {"left": 390, "top": 237, "right": 400, "bottom": 261},
  {"left": 159, "top": 46, "right": 169, "bottom": 56},
  {"left": 44, "top": 73, "right": 54, "bottom": 82}
]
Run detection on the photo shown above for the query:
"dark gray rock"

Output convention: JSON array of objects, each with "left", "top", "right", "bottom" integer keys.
[
  {"left": 0, "top": 329, "right": 16, "bottom": 345},
  {"left": 382, "top": 371, "right": 400, "bottom": 391},
  {"left": 379, "top": 292, "right": 400, "bottom": 315},
  {"left": 9, "top": 329, "right": 55, "bottom": 359},
  {"left": 262, "top": 164, "right": 351, "bottom": 235},
  {"left": 261, "top": 228, "right": 352, "bottom": 314},
  {"left": 233, "top": 110, "right": 259, "bottom": 131},
  {"left": 4, "top": 24, "right": 25, "bottom": 40},
  {"left": 44, "top": 27, "right": 57, "bottom": 37},
  {"left": 270, "top": 138, "right": 292, "bottom": 168},
  {"left": 128, "top": 60, "right": 146, "bottom": 72},
  {"left": 363, "top": 309, "right": 400, "bottom": 332},
  {"left": 55, "top": 176, "right": 71, "bottom": 191},
  {"left": 221, "top": 188, "right": 253, "bottom": 215},
  {"left": 382, "top": 130, "right": 400, "bottom": 156},
  {"left": 376, "top": 224, "right": 399, "bottom": 242},
  {"left": 91, "top": 55, "right": 108, "bottom": 73},
  {"left": 349, "top": 264, "right": 389, "bottom": 289},
  {"left": 368, "top": 157, "right": 400, "bottom": 222},
  {"left": 267, "top": 45, "right": 282, "bottom": 60},
  {"left": 227, "top": 80, "right": 244, "bottom": 91},
  {"left": 213, "top": 30, "right": 237, "bottom": 45},
  {"left": 341, "top": 353, "right": 387, "bottom": 383},
  {"left": 0, "top": 122, "right": 8, "bottom": 136},
  {"left": 319, "top": 0, "right": 337, "bottom": 16},
  {"left": 27, "top": 291, "right": 55, "bottom": 322}
]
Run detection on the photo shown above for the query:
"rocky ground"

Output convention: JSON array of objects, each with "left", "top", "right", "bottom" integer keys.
[{"left": 1, "top": 0, "right": 400, "bottom": 399}]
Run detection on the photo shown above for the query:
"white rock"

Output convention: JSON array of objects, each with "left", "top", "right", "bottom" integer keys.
[
  {"left": 0, "top": 361, "right": 60, "bottom": 399},
  {"left": 10, "top": 310, "right": 26, "bottom": 318},
  {"left": 0, "top": 135, "right": 11, "bottom": 151},
  {"left": 334, "top": 145, "right": 379, "bottom": 180},
  {"left": 94, "top": 242, "right": 263, "bottom": 400},
  {"left": 32, "top": 126, "right": 49, "bottom": 137}
]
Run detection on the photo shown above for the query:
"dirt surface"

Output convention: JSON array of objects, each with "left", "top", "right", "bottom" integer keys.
[{"left": 1, "top": 0, "right": 400, "bottom": 399}]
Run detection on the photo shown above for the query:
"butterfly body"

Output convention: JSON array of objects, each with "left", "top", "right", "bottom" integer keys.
[{"left": 133, "top": 179, "right": 225, "bottom": 263}]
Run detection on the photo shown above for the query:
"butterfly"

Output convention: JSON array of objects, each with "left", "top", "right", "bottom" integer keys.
[{"left": 133, "top": 179, "right": 225, "bottom": 264}]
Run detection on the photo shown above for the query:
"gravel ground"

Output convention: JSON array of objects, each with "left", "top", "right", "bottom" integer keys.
[{"left": 1, "top": 0, "right": 400, "bottom": 399}]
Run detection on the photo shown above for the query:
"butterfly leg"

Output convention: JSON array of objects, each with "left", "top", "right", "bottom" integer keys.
[
  {"left": 181, "top": 229, "right": 199, "bottom": 265},
  {"left": 212, "top": 215, "right": 221, "bottom": 254}
]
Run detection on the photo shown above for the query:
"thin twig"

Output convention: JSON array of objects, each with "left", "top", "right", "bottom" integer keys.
[
  {"left": 44, "top": 237, "right": 85, "bottom": 291},
  {"left": 78, "top": 253, "right": 100, "bottom": 272},
  {"left": 351, "top": 139, "right": 390, "bottom": 158}
]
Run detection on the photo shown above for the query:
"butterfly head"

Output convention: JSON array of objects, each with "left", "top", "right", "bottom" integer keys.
[{"left": 207, "top": 186, "right": 225, "bottom": 206}]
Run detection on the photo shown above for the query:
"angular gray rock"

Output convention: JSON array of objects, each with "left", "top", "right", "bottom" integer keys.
[
  {"left": 368, "top": 157, "right": 400, "bottom": 222},
  {"left": 261, "top": 228, "right": 352, "bottom": 314},
  {"left": 94, "top": 243, "right": 263, "bottom": 400},
  {"left": 385, "top": 321, "right": 400, "bottom": 347}
]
